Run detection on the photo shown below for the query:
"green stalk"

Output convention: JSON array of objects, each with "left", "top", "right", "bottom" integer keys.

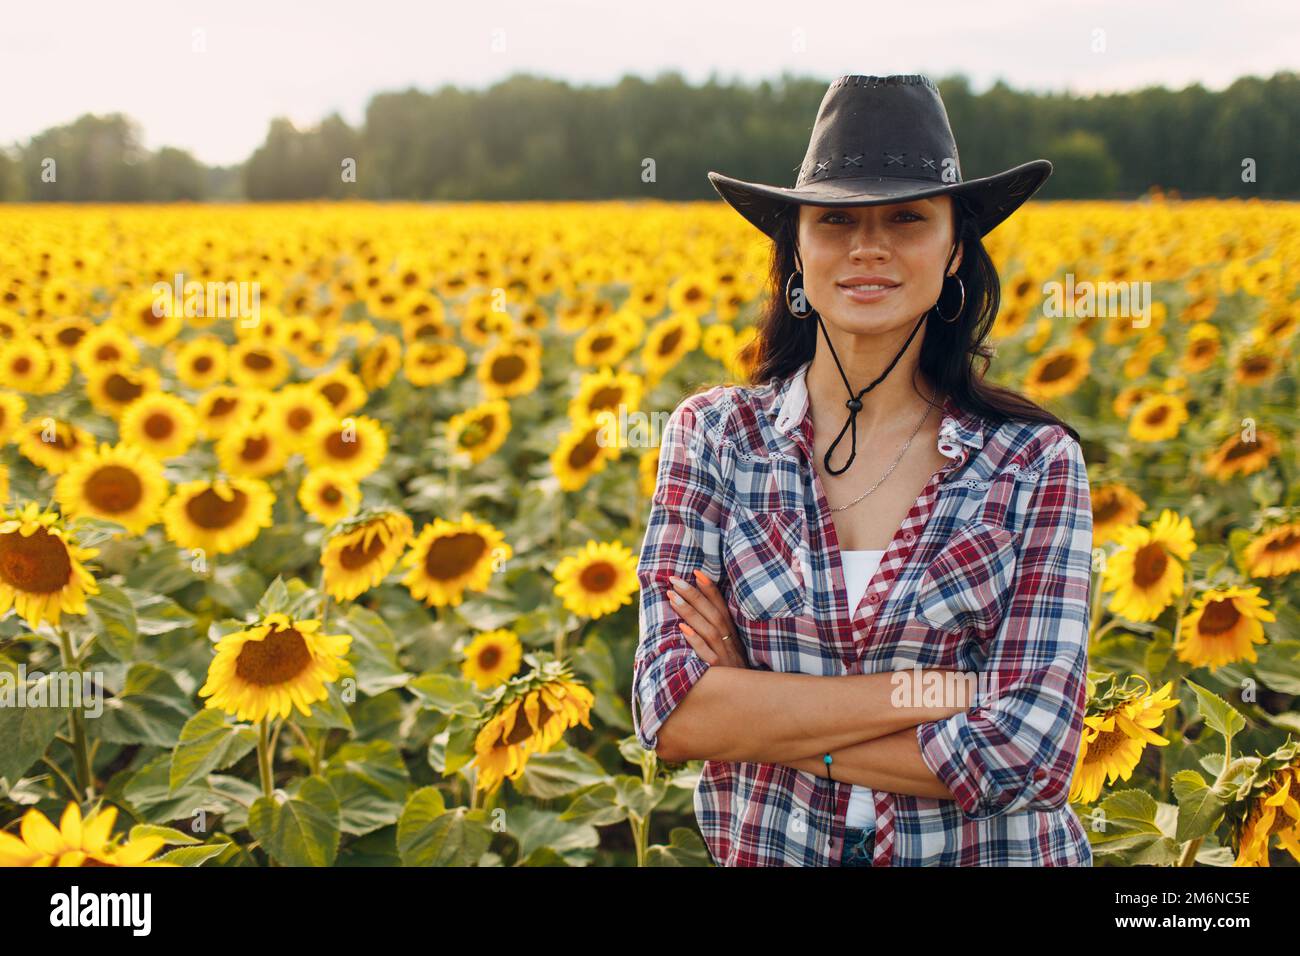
[{"left": 56, "top": 626, "right": 93, "bottom": 801}]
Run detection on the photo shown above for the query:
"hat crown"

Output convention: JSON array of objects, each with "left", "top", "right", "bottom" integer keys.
[{"left": 796, "top": 73, "right": 962, "bottom": 189}]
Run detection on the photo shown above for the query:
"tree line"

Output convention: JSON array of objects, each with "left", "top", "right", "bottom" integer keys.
[{"left": 1, "top": 71, "right": 1295, "bottom": 202}]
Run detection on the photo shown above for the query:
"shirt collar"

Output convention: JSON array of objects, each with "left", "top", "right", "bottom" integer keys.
[{"left": 767, "top": 359, "right": 986, "bottom": 463}]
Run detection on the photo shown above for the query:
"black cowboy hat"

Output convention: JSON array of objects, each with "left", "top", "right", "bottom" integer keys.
[{"left": 707, "top": 73, "right": 1052, "bottom": 239}]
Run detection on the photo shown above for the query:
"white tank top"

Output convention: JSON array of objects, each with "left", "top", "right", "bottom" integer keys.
[{"left": 840, "top": 549, "right": 885, "bottom": 830}]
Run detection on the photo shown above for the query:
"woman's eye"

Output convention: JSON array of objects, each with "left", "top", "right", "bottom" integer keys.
[{"left": 821, "top": 211, "right": 924, "bottom": 224}]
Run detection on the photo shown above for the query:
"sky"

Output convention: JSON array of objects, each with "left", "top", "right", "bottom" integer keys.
[{"left": 3, "top": 0, "right": 1297, "bottom": 166}]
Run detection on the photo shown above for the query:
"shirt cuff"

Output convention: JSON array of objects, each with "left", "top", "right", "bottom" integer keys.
[
  {"left": 633, "top": 649, "right": 711, "bottom": 754},
  {"left": 916, "top": 714, "right": 1029, "bottom": 821}
]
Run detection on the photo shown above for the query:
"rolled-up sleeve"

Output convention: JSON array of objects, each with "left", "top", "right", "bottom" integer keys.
[
  {"left": 631, "top": 396, "right": 726, "bottom": 754},
  {"left": 916, "top": 431, "right": 1093, "bottom": 821}
]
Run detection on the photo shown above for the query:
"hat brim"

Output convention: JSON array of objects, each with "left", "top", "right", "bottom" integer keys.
[{"left": 707, "top": 159, "right": 1052, "bottom": 240}]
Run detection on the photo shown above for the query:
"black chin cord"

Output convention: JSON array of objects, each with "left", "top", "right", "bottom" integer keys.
[{"left": 811, "top": 238, "right": 962, "bottom": 477}]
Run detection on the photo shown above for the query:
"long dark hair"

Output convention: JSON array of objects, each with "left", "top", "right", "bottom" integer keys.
[{"left": 744, "top": 196, "right": 1082, "bottom": 444}]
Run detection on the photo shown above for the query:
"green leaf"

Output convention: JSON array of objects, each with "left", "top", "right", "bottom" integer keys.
[
  {"left": 158, "top": 841, "right": 234, "bottom": 866},
  {"left": 95, "top": 662, "right": 192, "bottom": 748},
  {"left": 558, "top": 783, "right": 629, "bottom": 828},
  {"left": 127, "top": 823, "right": 202, "bottom": 846},
  {"left": 0, "top": 670, "right": 69, "bottom": 788},
  {"left": 397, "top": 787, "right": 493, "bottom": 866},
  {"left": 646, "top": 827, "right": 712, "bottom": 866},
  {"left": 510, "top": 806, "right": 599, "bottom": 865},
  {"left": 512, "top": 744, "right": 609, "bottom": 800},
  {"left": 407, "top": 671, "right": 480, "bottom": 717},
  {"left": 426, "top": 713, "right": 478, "bottom": 776},
  {"left": 169, "top": 708, "right": 258, "bottom": 794},
  {"left": 323, "top": 740, "right": 412, "bottom": 837},
  {"left": 291, "top": 681, "right": 355, "bottom": 732},
  {"left": 337, "top": 605, "right": 410, "bottom": 695},
  {"left": 255, "top": 576, "right": 291, "bottom": 617},
  {"left": 1184, "top": 677, "right": 1246, "bottom": 744},
  {"left": 1171, "top": 769, "right": 1228, "bottom": 842},
  {"left": 87, "top": 581, "right": 139, "bottom": 661},
  {"left": 248, "top": 775, "right": 340, "bottom": 867},
  {"left": 613, "top": 774, "right": 668, "bottom": 820}
]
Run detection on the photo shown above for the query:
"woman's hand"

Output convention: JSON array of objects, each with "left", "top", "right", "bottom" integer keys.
[{"left": 668, "top": 568, "right": 748, "bottom": 668}]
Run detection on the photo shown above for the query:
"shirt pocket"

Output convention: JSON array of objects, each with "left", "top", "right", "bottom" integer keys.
[
  {"left": 722, "top": 502, "right": 813, "bottom": 621},
  {"left": 914, "top": 521, "right": 1019, "bottom": 638}
]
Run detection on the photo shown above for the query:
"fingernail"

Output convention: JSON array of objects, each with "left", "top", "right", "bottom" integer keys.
[
  {"left": 693, "top": 569, "right": 711, "bottom": 585},
  {"left": 669, "top": 575, "right": 689, "bottom": 590},
  {"left": 669, "top": 591, "right": 683, "bottom": 604},
  {"left": 680, "top": 623, "right": 696, "bottom": 636}
]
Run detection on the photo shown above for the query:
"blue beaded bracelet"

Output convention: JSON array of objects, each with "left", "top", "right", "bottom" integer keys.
[{"left": 823, "top": 753, "right": 834, "bottom": 782}]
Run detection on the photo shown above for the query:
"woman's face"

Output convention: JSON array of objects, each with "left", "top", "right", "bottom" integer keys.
[{"left": 795, "top": 195, "right": 961, "bottom": 334}]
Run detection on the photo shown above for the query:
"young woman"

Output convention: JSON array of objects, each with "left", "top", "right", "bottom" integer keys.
[{"left": 632, "top": 74, "right": 1094, "bottom": 866}]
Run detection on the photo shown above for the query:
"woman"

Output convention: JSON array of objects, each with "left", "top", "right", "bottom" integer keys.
[{"left": 631, "top": 74, "right": 1094, "bottom": 866}]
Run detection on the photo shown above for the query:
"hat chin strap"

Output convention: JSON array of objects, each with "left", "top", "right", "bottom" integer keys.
[{"left": 804, "top": 238, "right": 961, "bottom": 477}]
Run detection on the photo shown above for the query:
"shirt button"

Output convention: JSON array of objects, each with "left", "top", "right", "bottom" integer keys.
[
  {"left": 902, "top": 530, "right": 915, "bottom": 544},
  {"left": 868, "top": 592, "right": 880, "bottom": 604},
  {"left": 1033, "top": 767, "right": 1048, "bottom": 781}
]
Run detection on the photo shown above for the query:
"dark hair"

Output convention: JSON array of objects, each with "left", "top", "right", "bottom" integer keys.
[{"left": 744, "top": 196, "right": 1081, "bottom": 444}]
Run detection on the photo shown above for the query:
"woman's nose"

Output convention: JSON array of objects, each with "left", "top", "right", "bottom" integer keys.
[{"left": 847, "top": 219, "right": 892, "bottom": 259}]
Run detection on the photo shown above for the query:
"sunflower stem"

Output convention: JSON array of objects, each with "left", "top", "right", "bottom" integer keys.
[
  {"left": 56, "top": 626, "right": 93, "bottom": 801},
  {"left": 258, "top": 718, "right": 275, "bottom": 801},
  {"left": 41, "top": 754, "right": 81, "bottom": 801}
]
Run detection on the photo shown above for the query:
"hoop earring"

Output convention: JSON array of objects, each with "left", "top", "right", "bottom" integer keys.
[
  {"left": 932, "top": 274, "right": 965, "bottom": 323},
  {"left": 785, "top": 270, "right": 814, "bottom": 319}
]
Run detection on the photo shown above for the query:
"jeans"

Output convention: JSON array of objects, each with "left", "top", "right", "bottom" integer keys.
[{"left": 841, "top": 825, "right": 875, "bottom": 867}]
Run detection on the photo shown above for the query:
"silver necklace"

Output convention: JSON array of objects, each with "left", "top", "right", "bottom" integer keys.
[{"left": 824, "top": 388, "right": 938, "bottom": 513}]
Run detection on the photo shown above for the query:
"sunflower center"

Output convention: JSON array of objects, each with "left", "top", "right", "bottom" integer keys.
[
  {"left": 491, "top": 354, "right": 526, "bottom": 384},
  {"left": 502, "top": 695, "right": 554, "bottom": 746},
  {"left": 144, "top": 412, "right": 175, "bottom": 440},
  {"left": 588, "top": 386, "right": 623, "bottom": 412},
  {"left": 461, "top": 416, "right": 495, "bottom": 448},
  {"left": 322, "top": 486, "right": 342, "bottom": 504},
  {"left": 241, "top": 435, "right": 270, "bottom": 462},
  {"left": 193, "top": 355, "right": 214, "bottom": 373},
  {"left": 1198, "top": 598, "right": 1241, "bottom": 636},
  {"left": 184, "top": 487, "right": 249, "bottom": 529},
  {"left": 1087, "top": 726, "right": 1126, "bottom": 761},
  {"left": 1094, "top": 496, "right": 1122, "bottom": 523},
  {"left": 288, "top": 408, "right": 313, "bottom": 430},
  {"left": 1264, "top": 530, "right": 1300, "bottom": 553},
  {"left": 1133, "top": 542, "right": 1168, "bottom": 587},
  {"left": 321, "top": 383, "right": 347, "bottom": 407},
  {"left": 96, "top": 345, "right": 122, "bottom": 362},
  {"left": 210, "top": 396, "right": 238, "bottom": 417},
  {"left": 1143, "top": 405, "right": 1170, "bottom": 426},
  {"left": 0, "top": 526, "right": 73, "bottom": 593},
  {"left": 1242, "top": 356, "right": 1270, "bottom": 375},
  {"left": 339, "top": 530, "right": 386, "bottom": 570},
  {"left": 423, "top": 531, "right": 487, "bottom": 580},
  {"left": 1038, "top": 355, "right": 1076, "bottom": 382},
  {"left": 590, "top": 335, "right": 614, "bottom": 353},
  {"left": 13, "top": 356, "right": 32, "bottom": 375},
  {"left": 567, "top": 429, "right": 603, "bottom": 470},
  {"left": 579, "top": 561, "right": 617, "bottom": 593},
  {"left": 658, "top": 328, "right": 683, "bottom": 356},
  {"left": 105, "top": 373, "right": 144, "bottom": 404},
  {"left": 243, "top": 351, "right": 274, "bottom": 371},
  {"left": 85, "top": 464, "right": 144, "bottom": 513},
  {"left": 234, "top": 625, "right": 313, "bottom": 685},
  {"left": 477, "top": 645, "right": 501, "bottom": 669},
  {"left": 1223, "top": 438, "right": 1257, "bottom": 462},
  {"left": 326, "top": 430, "right": 361, "bottom": 459}
]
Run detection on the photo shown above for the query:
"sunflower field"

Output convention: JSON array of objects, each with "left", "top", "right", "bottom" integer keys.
[{"left": 0, "top": 195, "right": 1298, "bottom": 867}]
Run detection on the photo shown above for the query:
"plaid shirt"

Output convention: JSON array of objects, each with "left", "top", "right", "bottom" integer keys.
[{"left": 632, "top": 360, "right": 1094, "bottom": 866}]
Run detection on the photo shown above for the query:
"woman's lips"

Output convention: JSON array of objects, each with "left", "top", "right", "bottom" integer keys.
[{"left": 838, "top": 283, "right": 900, "bottom": 304}]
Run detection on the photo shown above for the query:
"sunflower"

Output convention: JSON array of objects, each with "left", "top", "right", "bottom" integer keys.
[
  {"left": 0, "top": 390, "right": 27, "bottom": 444},
  {"left": 194, "top": 385, "right": 268, "bottom": 441},
  {"left": 639, "top": 446, "right": 661, "bottom": 498},
  {"left": 358, "top": 333, "right": 403, "bottom": 391},
  {"left": 626, "top": 281, "right": 668, "bottom": 319},
  {"left": 311, "top": 367, "right": 368, "bottom": 416},
  {"left": 162, "top": 477, "right": 276, "bottom": 556},
  {"left": 0, "top": 464, "right": 8, "bottom": 506},
  {"left": 477, "top": 343, "right": 541, "bottom": 400},
  {"left": 404, "top": 341, "right": 468, "bottom": 387},
  {"left": 1180, "top": 322, "right": 1220, "bottom": 374},
  {"left": 117, "top": 287, "right": 183, "bottom": 345},
  {"left": 197, "top": 611, "right": 352, "bottom": 723},
  {"left": 1233, "top": 347, "right": 1276, "bottom": 387},
  {"left": 461, "top": 628, "right": 522, "bottom": 689},
  {"left": 1070, "top": 677, "right": 1179, "bottom": 804},
  {"left": 74, "top": 323, "right": 140, "bottom": 375},
  {"left": 1090, "top": 483, "right": 1147, "bottom": 546},
  {"left": 399, "top": 512, "right": 512, "bottom": 608},
  {"left": 1203, "top": 428, "right": 1280, "bottom": 481},
  {"left": 447, "top": 399, "right": 511, "bottom": 464},
  {"left": 668, "top": 272, "right": 717, "bottom": 317},
  {"left": 701, "top": 323, "right": 737, "bottom": 362},
  {"left": 0, "top": 500, "right": 100, "bottom": 630},
  {"left": 552, "top": 540, "right": 640, "bottom": 618},
  {"left": 470, "top": 656, "right": 595, "bottom": 793},
  {"left": 303, "top": 414, "right": 388, "bottom": 481},
  {"left": 1023, "top": 341, "right": 1091, "bottom": 401},
  {"left": 1, "top": 337, "right": 72, "bottom": 395},
  {"left": 263, "top": 385, "right": 335, "bottom": 453},
  {"left": 229, "top": 340, "right": 291, "bottom": 391},
  {"left": 1101, "top": 509, "right": 1197, "bottom": 622},
  {"left": 1127, "top": 393, "right": 1189, "bottom": 443},
  {"left": 118, "top": 393, "right": 199, "bottom": 461},
  {"left": 551, "top": 415, "right": 618, "bottom": 492},
  {"left": 642, "top": 312, "right": 701, "bottom": 380},
  {"left": 172, "top": 334, "right": 228, "bottom": 389},
  {"left": 216, "top": 420, "right": 291, "bottom": 479},
  {"left": 85, "top": 365, "right": 161, "bottom": 419},
  {"left": 1173, "top": 585, "right": 1275, "bottom": 670},
  {"left": 574, "top": 320, "right": 633, "bottom": 368},
  {"left": 297, "top": 467, "right": 361, "bottom": 526},
  {"left": 16, "top": 417, "right": 95, "bottom": 475},
  {"left": 54, "top": 442, "right": 170, "bottom": 536},
  {"left": 1243, "top": 521, "right": 1300, "bottom": 579},
  {"left": 320, "top": 508, "right": 414, "bottom": 602},
  {"left": 567, "top": 367, "right": 643, "bottom": 426},
  {"left": 1226, "top": 740, "right": 1300, "bottom": 867},
  {"left": 0, "top": 802, "right": 175, "bottom": 867}
]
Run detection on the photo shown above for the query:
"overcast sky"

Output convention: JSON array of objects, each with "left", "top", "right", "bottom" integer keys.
[{"left": 3, "top": 0, "right": 1296, "bottom": 166}]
